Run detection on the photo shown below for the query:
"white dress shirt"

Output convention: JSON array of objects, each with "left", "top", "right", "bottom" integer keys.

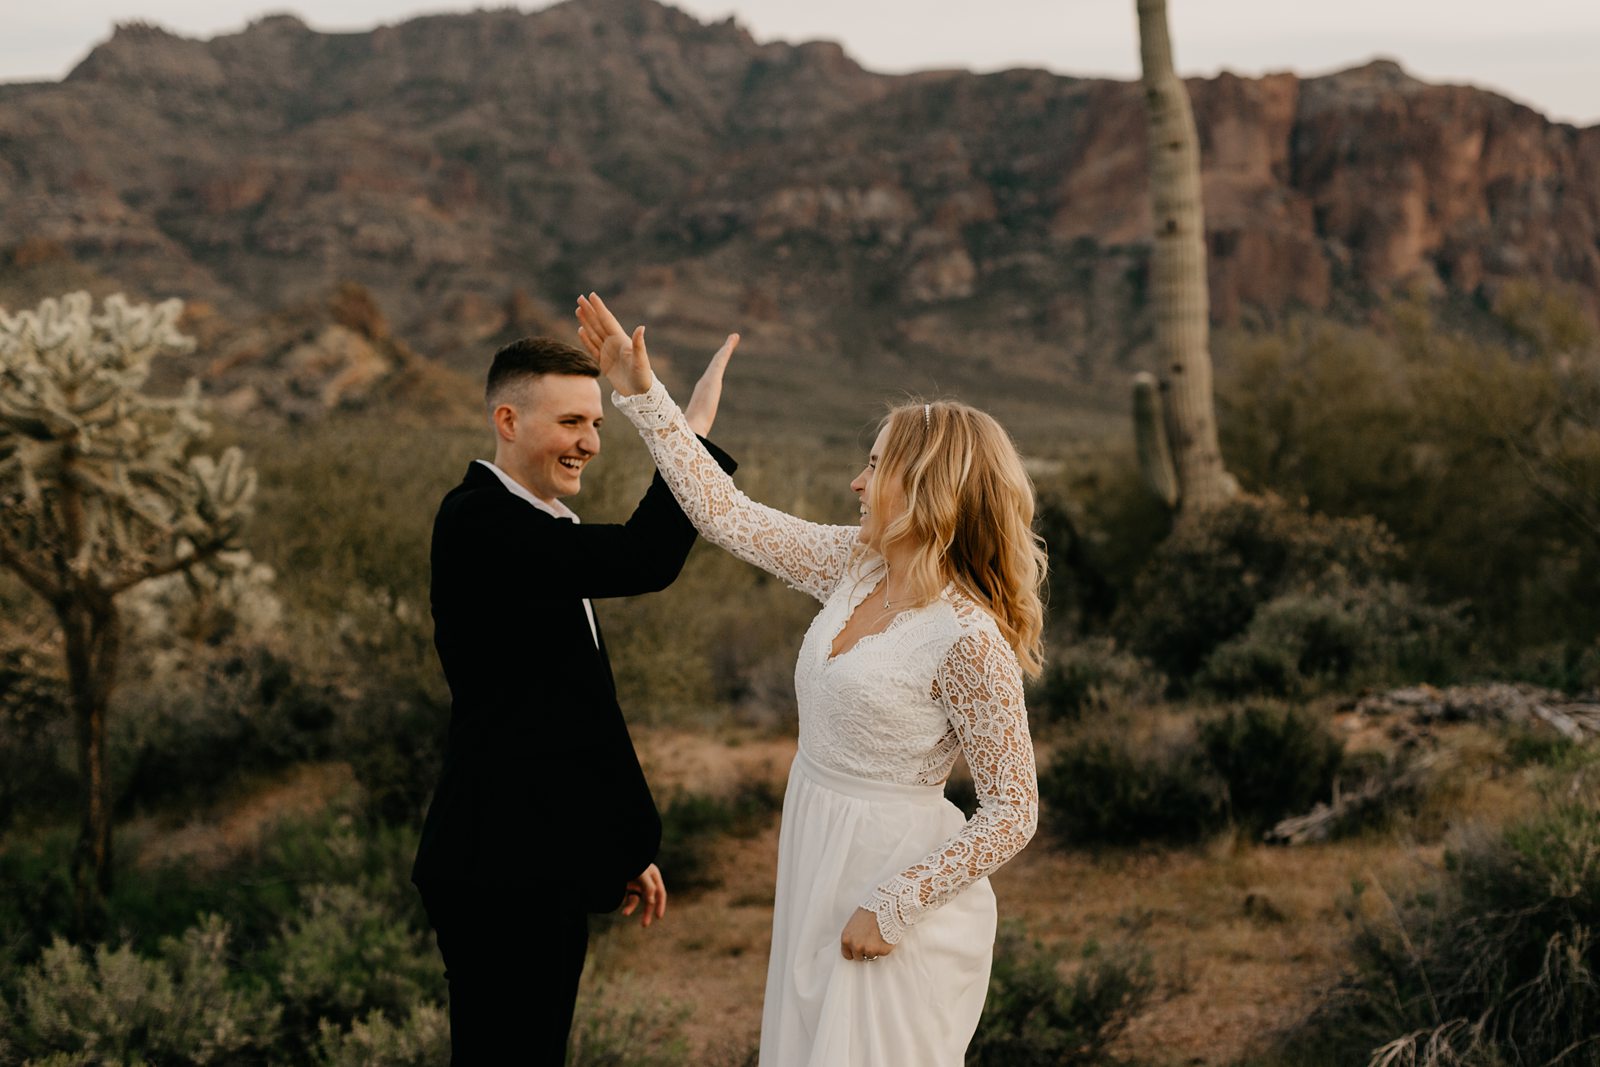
[{"left": 475, "top": 459, "right": 599, "bottom": 648}]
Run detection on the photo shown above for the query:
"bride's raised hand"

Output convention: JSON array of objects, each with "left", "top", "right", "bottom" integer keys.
[
  {"left": 575, "top": 293, "right": 653, "bottom": 396},
  {"left": 684, "top": 333, "right": 739, "bottom": 437}
]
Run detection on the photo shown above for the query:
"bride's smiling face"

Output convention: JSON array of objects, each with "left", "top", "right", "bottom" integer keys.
[{"left": 851, "top": 425, "right": 905, "bottom": 548}]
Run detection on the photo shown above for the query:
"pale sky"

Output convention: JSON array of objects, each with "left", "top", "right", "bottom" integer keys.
[{"left": 4, "top": 1, "right": 1598, "bottom": 125}]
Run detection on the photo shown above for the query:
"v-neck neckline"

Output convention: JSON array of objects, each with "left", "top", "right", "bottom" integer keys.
[{"left": 823, "top": 564, "right": 944, "bottom": 664}]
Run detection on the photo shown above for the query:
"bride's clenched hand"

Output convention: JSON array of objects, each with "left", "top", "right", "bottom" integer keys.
[
  {"left": 575, "top": 292, "right": 653, "bottom": 396},
  {"left": 839, "top": 906, "right": 894, "bottom": 962}
]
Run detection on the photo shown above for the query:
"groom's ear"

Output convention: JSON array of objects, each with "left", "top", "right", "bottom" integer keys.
[{"left": 492, "top": 402, "right": 519, "bottom": 442}]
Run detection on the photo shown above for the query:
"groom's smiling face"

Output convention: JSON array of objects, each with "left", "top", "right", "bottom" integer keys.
[{"left": 496, "top": 373, "right": 604, "bottom": 503}]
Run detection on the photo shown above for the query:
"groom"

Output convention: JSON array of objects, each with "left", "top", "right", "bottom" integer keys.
[{"left": 412, "top": 332, "right": 737, "bottom": 1063}]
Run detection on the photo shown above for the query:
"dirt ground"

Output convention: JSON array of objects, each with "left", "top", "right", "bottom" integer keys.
[
  {"left": 121, "top": 722, "right": 1540, "bottom": 1066},
  {"left": 584, "top": 725, "right": 1539, "bottom": 1066}
]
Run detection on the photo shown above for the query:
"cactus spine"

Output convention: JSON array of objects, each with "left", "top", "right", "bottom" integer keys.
[
  {"left": 1134, "top": 0, "right": 1236, "bottom": 514},
  {"left": 0, "top": 291, "right": 257, "bottom": 924}
]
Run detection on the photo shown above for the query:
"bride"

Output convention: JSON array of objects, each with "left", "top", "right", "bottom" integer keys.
[{"left": 577, "top": 294, "right": 1042, "bottom": 1065}]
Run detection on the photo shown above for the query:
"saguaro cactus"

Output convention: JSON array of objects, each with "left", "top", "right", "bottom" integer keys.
[
  {"left": 0, "top": 292, "right": 256, "bottom": 924},
  {"left": 1134, "top": 0, "right": 1236, "bottom": 514}
]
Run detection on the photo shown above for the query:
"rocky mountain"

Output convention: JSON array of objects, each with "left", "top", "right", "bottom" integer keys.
[{"left": 0, "top": 0, "right": 1595, "bottom": 433}]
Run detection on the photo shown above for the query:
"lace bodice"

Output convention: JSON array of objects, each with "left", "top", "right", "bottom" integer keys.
[{"left": 615, "top": 379, "right": 1038, "bottom": 944}]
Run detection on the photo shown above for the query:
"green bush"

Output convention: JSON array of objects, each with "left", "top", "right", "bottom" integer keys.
[
  {"left": 316, "top": 1004, "right": 450, "bottom": 1067},
  {"left": 330, "top": 681, "right": 449, "bottom": 825},
  {"left": 112, "top": 646, "right": 337, "bottom": 810},
  {"left": 967, "top": 924, "right": 1156, "bottom": 1067},
  {"left": 655, "top": 779, "right": 783, "bottom": 892},
  {"left": 0, "top": 915, "right": 281, "bottom": 1065},
  {"left": 0, "top": 806, "right": 449, "bottom": 1065},
  {"left": 1503, "top": 639, "right": 1600, "bottom": 696},
  {"left": 1278, "top": 766, "right": 1600, "bottom": 1066},
  {"left": 1034, "top": 454, "right": 1172, "bottom": 635},
  {"left": 1042, "top": 704, "right": 1355, "bottom": 846},
  {"left": 1041, "top": 733, "right": 1225, "bottom": 846},
  {"left": 271, "top": 883, "right": 444, "bottom": 1044},
  {"left": 0, "top": 645, "right": 73, "bottom": 830},
  {"left": 566, "top": 979, "right": 690, "bottom": 1067},
  {"left": 1030, "top": 638, "right": 1162, "bottom": 725},
  {"left": 1197, "top": 584, "right": 1468, "bottom": 699},
  {"left": 1217, "top": 299, "right": 1600, "bottom": 660},
  {"left": 1198, "top": 704, "right": 1343, "bottom": 832},
  {"left": 1116, "top": 494, "right": 1434, "bottom": 691}
]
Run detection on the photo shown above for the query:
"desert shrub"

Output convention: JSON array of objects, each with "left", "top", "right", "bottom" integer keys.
[
  {"left": 330, "top": 680, "right": 449, "bottom": 825},
  {"left": 1041, "top": 733, "right": 1225, "bottom": 846},
  {"left": 1034, "top": 450, "right": 1173, "bottom": 635},
  {"left": 1217, "top": 298, "right": 1600, "bottom": 659},
  {"left": 1198, "top": 703, "right": 1343, "bottom": 831},
  {"left": 112, "top": 646, "right": 337, "bottom": 810},
  {"left": 1503, "top": 639, "right": 1600, "bottom": 696},
  {"left": 1278, "top": 767, "right": 1600, "bottom": 1066},
  {"left": 1116, "top": 494, "right": 1435, "bottom": 691},
  {"left": 1030, "top": 638, "right": 1162, "bottom": 725},
  {"left": 567, "top": 978, "right": 690, "bottom": 1067},
  {"left": 0, "top": 810, "right": 444, "bottom": 1062},
  {"left": 0, "top": 645, "right": 73, "bottom": 829},
  {"left": 1043, "top": 703, "right": 1358, "bottom": 846},
  {"left": 967, "top": 923, "right": 1156, "bottom": 1066},
  {"left": 315, "top": 1004, "right": 450, "bottom": 1067},
  {"left": 0, "top": 830, "right": 75, "bottom": 978},
  {"left": 0, "top": 915, "right": 281, "bottom": 1065},
  {"left": 655, "top": 779, "right": 783, "bottom": 892},
  {"left": 1197, "top": 584, "right": 1468, "bottom": 699},
  {"left": 270, "top": 884, "right": 444, "bottom": 1052},
  {"left": 1502, "top": 726, "right": 1581, "bottom": 769}
]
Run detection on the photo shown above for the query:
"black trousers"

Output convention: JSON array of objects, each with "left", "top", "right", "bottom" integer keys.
[{"left": 422, "top": 888, "right": 590, "bottom": 1065}]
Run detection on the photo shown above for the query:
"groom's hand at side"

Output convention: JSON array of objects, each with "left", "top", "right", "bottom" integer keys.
[{"left": 621, "top": 863, "right": 667, "bottom": 928}]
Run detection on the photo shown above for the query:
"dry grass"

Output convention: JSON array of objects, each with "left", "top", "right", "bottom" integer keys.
[
  {"left": 127, "top": 761, "right": 356, "bottom": 874},
  {"left": 114, "top": 719, "right": 1561, "bottom": 1066},
  {"left": 592, "top": 721, "right": 1559, "bottom": 1066}
]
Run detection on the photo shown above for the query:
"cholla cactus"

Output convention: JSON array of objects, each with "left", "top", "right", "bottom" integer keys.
[
  {"left": 0, "top": 291, "right": 258, "bottom": 923},
  {"left": 1133, "top": 0, "right": 1236, "bottom": 514}
]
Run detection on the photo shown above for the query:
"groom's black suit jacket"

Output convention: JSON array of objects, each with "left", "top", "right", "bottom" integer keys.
[{"left": 412, "top": 446, "right": 733, "bottom": 912}]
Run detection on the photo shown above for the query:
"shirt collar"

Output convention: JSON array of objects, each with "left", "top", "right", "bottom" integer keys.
[{"left": 474, "top": 459, "right": 580, "bottom": 522}]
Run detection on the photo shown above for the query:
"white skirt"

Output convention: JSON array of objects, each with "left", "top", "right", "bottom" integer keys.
[{"left": 759, "top": 749, "right": 998, "bottom": 1067}]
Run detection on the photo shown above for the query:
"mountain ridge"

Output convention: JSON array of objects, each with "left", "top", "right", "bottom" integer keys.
[{"left": 1, "top": 1, "right": 1596, "bottom": 433}]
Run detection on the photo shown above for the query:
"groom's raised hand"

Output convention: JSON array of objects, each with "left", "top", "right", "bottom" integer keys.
[{"left": 620, "top": 862, "right": 667, "bottom": 928}]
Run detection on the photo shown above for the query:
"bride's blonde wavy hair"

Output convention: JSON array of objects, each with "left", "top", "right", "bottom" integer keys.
[{"left": 865, "top": 400, "right": 1048, "bottom": 677}]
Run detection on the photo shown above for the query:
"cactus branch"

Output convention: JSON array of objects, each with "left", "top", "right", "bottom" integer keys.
[
  {"left": 0, "top": 290, "right": 256, "bottom": 927},
  {"left": 1134, "top": 0, "right": 1236, "bottom": 514}
]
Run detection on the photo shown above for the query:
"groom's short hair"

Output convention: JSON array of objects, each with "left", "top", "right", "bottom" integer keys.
[{"left": 486, "top": 337, "right": 600, "bottom": 411}]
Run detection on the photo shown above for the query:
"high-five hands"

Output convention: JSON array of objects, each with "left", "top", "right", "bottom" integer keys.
[
  {"left": 576, "top": 292, "right": 739, "bottom": 437},
  {"left": 621, "top": 862, "right": 667, "bottom": 929}
]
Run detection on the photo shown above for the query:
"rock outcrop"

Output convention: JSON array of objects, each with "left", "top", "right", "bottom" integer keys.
[{"left": 0, "top": 0, "right": 1594, "bottom": 421}]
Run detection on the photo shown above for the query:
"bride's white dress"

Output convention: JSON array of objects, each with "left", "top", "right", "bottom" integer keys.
[{"left": 616, "top": 380, "right": 1039, "bottom": 1067}]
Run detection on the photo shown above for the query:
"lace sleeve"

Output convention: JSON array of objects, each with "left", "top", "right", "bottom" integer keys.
[
  {"left": 613, "top": 378, "right": 859, "bottom": 602},
  {"left": 861, "top": 623, "right": 1039, "bottom": 944}
]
